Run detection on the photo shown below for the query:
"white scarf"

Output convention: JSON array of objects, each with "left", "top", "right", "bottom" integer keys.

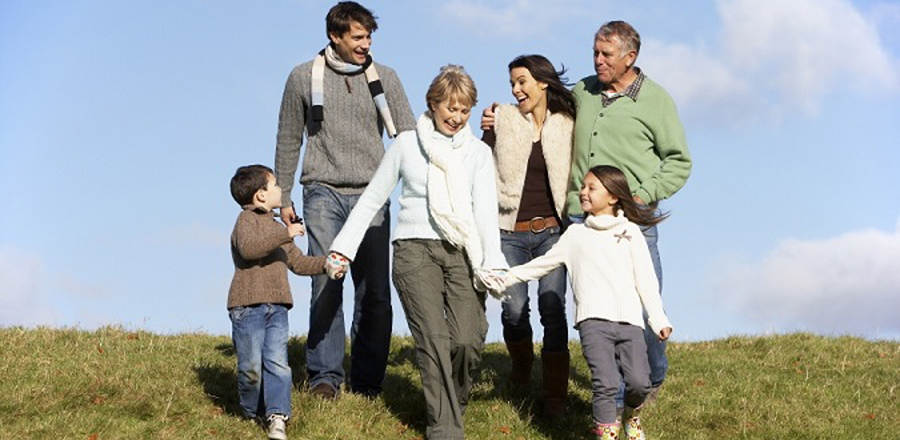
[
  {"left": 584, "top": 210, "right": 628, "bottom": 231},
  {"left": 417, "top": 112, "right": 485, "bottom": 268},
  {"left": 311, "top": 45, "right": 397, "bottom": 138}
]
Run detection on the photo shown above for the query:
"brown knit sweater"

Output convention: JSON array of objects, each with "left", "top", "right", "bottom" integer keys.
[{"left": 227, "top": 205, "right": 326, "bottom": 310}]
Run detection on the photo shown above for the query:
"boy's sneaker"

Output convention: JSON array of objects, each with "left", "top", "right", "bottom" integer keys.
[{"left": 267, "top": 414, "right": 287, "bottom": 440}]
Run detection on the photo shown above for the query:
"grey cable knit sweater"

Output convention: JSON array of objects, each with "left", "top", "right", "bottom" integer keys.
[{"left": 275, "top": 59, "right": 416, "bottom": 203}]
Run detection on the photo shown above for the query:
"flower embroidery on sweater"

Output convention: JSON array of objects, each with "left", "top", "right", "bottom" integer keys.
[{"left": 614, "top": 229, "right": 632, "bottom": 243}]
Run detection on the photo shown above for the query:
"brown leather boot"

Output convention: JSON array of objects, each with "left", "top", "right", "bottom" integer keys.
[
  {"left": 505, "top": 339, "right": 534, "bottom": 386},
  {"left": 542, "top": 350, "right": 570, "bottom": 419}
]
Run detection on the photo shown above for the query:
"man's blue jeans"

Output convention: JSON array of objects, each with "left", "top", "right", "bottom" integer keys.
[
  {"left": 640, "top": 223, "right": 667, "bottom": 387},
  {"left": 302, "top": 183, "right": 392, "bottom": 395},
  {"left": 499, "top": 227, "right": 568, "bottom": 352},
  {"left": 230, "top": 304, "right": 292, "bottom": 419}
]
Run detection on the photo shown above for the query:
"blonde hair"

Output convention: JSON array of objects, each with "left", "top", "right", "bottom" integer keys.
[{"left": 425, "top": 64, "right": 477, "bottom": 110}]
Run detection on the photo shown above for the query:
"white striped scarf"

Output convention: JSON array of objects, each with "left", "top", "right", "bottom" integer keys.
[{"left": 311, "top": 45, "right": 398, "bottom": 138}]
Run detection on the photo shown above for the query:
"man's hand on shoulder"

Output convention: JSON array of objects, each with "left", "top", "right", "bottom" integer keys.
[{"left": 480, "top": 102, "right": 499, "bottom": 131}]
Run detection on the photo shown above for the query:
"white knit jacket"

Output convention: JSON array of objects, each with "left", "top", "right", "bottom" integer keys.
[
  {"left": 329, "top": 117, "right": 508, "bottom": 270},
  {"left": 506, "top": 211, "right": 672, "bottom": 334},
  {"left": 492, "top": 104, "right": 574, "bottom": 230}
]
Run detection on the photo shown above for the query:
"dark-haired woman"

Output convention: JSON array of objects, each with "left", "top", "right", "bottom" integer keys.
[{"left": 481, "top": 54, "right": 575, "bottom": 418}]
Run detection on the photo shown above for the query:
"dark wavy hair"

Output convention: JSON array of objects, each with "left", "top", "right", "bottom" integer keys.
[
  {"left": 326, "top": 1, "right": 378, "bottom": 38},
  {"left": 508, "top": 54, "right": 576, "bottom": 119},
  {"left": 586, "top": 165, "right": 668, "bottom": 227}
]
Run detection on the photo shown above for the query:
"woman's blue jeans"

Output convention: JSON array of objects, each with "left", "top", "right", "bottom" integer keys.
[{"left": 499, "top": 226, "right": 569, "bottom": 351}]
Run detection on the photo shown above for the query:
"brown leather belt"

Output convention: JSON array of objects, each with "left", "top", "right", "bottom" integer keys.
[{"left": 513, "top": 216, "right": 559, "bottom": 233}]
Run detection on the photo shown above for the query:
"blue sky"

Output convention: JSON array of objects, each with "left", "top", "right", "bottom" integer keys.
[{"left": 2, "top": 0, "right": 899, "bottom": 342}]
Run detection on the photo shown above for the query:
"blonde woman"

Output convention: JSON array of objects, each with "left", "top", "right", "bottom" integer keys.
[{"left": 328, "top": 65, "right": 507, "bottom": 439}]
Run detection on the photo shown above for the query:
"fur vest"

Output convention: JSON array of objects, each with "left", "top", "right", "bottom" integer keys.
[{"left": 493, "top": 104, "right": 574, "bottom": 230}]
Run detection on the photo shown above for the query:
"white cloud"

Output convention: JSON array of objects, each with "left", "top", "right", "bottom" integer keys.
[
  {"left": 710, "top": 221, "right": 900, "bottom": 338},
  {"left": 868, "top": 2, "right": 900, "bottom": 28},
  {"left": 717, "top": 0, "right": 899, "bottom": 114},
  {"left": 0, "top": 247, "right": 124, "bottom": 329},
  {"left": 0, "top": 248, "right": 58, "bottom": 326},
  {"left": 641, "top": 39, "right": 778, "bottom": 126},
  {"left": 640, "top": 0, "right": 899, "bottom": 125},
  {"left": 437, "top": 0, "right": 586, "bottom": 40}
]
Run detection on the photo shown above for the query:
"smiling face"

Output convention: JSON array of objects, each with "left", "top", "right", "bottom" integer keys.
[
  {"left": 329, "top": 21, "right": 371, "bottom": 65},
  {"left": 430, "top": 96, "right": 472, "bottom": 136},
  {"left": 593, "top": 36, "right": 636, "bottom": 89},
  {"left": 579, "top": 171, "right": 618, "bottom": 216},
  {"left": 509, "top": 66, "right": 548, "bottom": 116}
]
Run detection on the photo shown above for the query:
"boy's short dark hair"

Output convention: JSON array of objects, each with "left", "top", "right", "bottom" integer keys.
[
  {"left": 231, "top": 165, "right": 273, "bottom": 206},
  {"left": 326, "top": 1, "right": 378, "bottom": 38}
]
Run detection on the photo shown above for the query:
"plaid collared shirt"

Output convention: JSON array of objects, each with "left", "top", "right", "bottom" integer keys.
[{"left": 599, "top": 67, "right": 645, "bottom": 107}]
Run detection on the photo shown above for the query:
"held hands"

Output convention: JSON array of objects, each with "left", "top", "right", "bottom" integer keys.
[
  {"left": 287, "top": 222, "right": 306, "bottom": 238},
  {"left": 658, "top": 327, "right": 672, "bottom": 341},
  {"left": 473, "top": 268, "right": 512, "bottom": 299},
  {"left": 280, "top": 205, "right": 298, "bottom": 225},
  {"left": 325, "top": 252, "right": 350, "bottom": 280}
]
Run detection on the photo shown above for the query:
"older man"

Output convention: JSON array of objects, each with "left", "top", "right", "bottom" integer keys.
[
  {"left": 274, "top": 1, "right": 416, "bottom": 400},
  {"left": 567, "top": 20, "right": 692, "bottom": 409}
]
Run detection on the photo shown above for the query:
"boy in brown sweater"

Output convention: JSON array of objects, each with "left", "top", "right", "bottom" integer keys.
[{"left": 228, "top": 164, "right": 326, "bottom": 440}]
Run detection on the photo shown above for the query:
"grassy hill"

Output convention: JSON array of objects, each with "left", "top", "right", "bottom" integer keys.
[{"left": 2, "top": 327, "right": 896, "bottom": 439}]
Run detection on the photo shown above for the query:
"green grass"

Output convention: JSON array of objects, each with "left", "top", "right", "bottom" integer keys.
[{"left": 1, "top": 327, "right": 896, "bottom": 439}]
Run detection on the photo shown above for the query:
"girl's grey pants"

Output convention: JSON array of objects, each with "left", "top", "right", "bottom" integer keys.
[{"left": 578, "top": 318, "right": 651, "bottom": 423}]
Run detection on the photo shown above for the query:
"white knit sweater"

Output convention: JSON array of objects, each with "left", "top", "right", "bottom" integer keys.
[
  {"left": 330, "top": 117, "right": 508, "bottom": 270},
  {"left": 506, "top": 211, "right": 672, "bottom": 334}
]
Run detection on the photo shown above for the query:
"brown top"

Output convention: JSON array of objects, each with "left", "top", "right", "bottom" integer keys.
[
  {"left": 516, "top": 140, "right": 557, "bottom": 221},
  {"left": 227, "top": 206, "right": 326, "bottom": 309}
]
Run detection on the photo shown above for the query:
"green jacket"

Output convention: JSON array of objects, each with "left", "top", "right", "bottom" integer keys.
[{"left": 567, "top": 74, "right": 691, "bottom": 215}]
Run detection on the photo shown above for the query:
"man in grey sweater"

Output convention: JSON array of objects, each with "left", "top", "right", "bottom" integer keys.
[{"left": 274, "top": 1, "right": 416, "bottom": 399}]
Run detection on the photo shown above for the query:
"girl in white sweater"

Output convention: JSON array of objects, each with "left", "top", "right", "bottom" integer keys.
[{"left": 497, "top": 165, "right": 673, "bottom": 440}]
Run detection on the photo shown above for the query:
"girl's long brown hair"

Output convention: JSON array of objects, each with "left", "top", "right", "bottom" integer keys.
[{"left": 587, "top": 165, "right": 668, "bottom": 227}]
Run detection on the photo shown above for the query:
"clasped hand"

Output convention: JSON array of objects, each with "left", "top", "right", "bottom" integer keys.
[
  {"left": 325, "top": 252, "right": 350, "bottom": 280},
  {"left": 474, "top": 268, "right": 514, "bottom": 299}
]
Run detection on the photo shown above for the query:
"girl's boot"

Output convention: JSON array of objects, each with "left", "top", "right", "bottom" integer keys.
[
  {"left": 621, "top": 405, "right": 645, "bottom": 440},
  {"left": 594, "top": 422, "right": 620, "bottom": 440}
]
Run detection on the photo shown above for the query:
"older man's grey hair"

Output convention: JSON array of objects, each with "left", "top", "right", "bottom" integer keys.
[{"left": 595, "top": 21, "right": 641, "bottom": 57}]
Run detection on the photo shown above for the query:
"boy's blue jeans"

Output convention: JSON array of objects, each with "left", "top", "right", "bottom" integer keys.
[
  {"left": 302, "top": 183, "right": 392, "bottom": 395},
  {"left": 230, "top": 303, "right": 292, "bottom": 419},
  {"left": 499, "top": 227, "right": 568, "bottom": 352}
]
